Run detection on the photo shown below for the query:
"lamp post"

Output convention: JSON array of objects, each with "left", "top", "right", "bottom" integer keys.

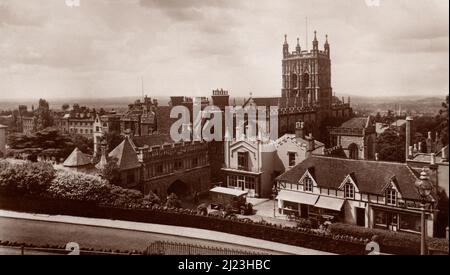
[{"left": 415, "top": 168, "right": 433, "bottom": 255}]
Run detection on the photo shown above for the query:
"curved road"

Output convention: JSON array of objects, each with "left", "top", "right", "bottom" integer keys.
[{"left": 0, "top": 210, "right": 333, "bottom": 255}]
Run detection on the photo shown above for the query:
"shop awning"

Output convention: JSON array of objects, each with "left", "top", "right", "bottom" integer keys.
[
  {"left": 314, "top": 196, "right": 345, "bottom": 211},
  {"left": 276, "top": 190, "right": 319, "bottom": 206}
]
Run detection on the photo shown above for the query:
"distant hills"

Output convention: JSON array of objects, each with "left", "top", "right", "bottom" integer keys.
[{"left": 0, "top": 94, "right": 446, "bottom": 114}]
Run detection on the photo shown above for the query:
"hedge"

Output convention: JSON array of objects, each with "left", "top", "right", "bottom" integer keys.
[
  {"left": 329, "top": 223, "right": 448, "bottom": 254},
  {"left": 0, "top": 196, "right": 366, "bottom": 255}
]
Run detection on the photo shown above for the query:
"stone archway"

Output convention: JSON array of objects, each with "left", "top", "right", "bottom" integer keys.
[{"left": 167, "top": 179, "right": 190, "bottom": 198}]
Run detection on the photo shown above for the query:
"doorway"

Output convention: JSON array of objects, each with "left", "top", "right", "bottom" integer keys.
[{"left": 356, "top": 207, "right": 366, "bottom": 227}]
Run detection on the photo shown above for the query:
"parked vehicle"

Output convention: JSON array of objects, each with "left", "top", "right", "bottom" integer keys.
[{"left": 209, "top": 187, "right": 253, "bottom": 215}]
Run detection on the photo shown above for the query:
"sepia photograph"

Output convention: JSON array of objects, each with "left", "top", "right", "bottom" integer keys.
[{"left": 0, "top": 0, "right": 448, "bottom": 265}]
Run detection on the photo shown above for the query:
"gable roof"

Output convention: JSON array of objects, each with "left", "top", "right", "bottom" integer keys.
[
  {"left": 276, "top": 156, "right": 421, "bottom": 200},
  {"left": 340, "top": 117, "right": 371, "bottom": 129},
  {"left": 131, "top": 134, "right": 172, "bottom": 148},
  {"left": 108, "top": 137, "right": 141, "bottom": 170},
  {"left": 63, "top": 147, "right": 92, "bottom": 167}
]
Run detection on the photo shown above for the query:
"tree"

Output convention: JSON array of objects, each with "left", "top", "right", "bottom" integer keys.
[
  {"left": 436, "top": 95, "right": 449, "bottom": 146},
  {"left": 34, "top": 99, "right": 54, "bottom": 131},
  {"left": 99, "top": 157, "right": 121, "bottom": 186},
  {"left": 102, "top": 131, "right": 122, "bottom": 153},
  {"left": 69, "top": 134, "right": 94, "bottom": 155},
  {"left": 0, "top": 161, "right": 56, "bottom": 196},
  {"left": 376, "top": 129, "right": 405, "bottom": 162},
  {"left": 62, "top": 104, "right": 70, "bottom": 111}
]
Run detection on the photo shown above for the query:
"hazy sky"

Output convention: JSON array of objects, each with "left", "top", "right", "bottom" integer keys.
[{"left": 0, "top": 0, "right": 448, "bottom": 100}]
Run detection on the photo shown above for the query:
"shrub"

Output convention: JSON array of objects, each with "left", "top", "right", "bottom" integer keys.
[
  {"left": 329, "top": 222, "right": 448, "bottom": 254},
  {"left": 0, "top": 160, "right": 55, "bottom": 196}
]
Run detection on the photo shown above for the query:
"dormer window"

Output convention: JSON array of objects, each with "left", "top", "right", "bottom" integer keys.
[
  {"left": 303, "top": 177, "right": 313, "bottom": 192},
  {"left": 344, "top": 182, "right": 355, "bottom": 199},
  {"left": 386, "top": 189, "right": 397, "bottom": 206}
]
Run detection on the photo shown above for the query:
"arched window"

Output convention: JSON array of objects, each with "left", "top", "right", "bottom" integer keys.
[
  {"left": 348, "top": 143, "right": 359, "bottom": 160},
  {"left": 291, "top": 74, "right": 298, "bottom": 88},
  {"left": 302, "top": 73, "right": 310, "bottom": 90},
  {"left": 303, "top": 177, "right": 313, "bottom": 192},
  {"left": 344, "top": 182, "right": 355, "bottom": 199}
]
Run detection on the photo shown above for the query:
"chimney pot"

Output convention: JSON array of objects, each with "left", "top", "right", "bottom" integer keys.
[
  {"left": 408, "top": 146, "right": 413, "bottom": 158},
  {"left": 375, "top": 153, "right": 379, "bottom": 161},
  {"left": 428, "top": 131, "right": 432, "bottom": 140}
]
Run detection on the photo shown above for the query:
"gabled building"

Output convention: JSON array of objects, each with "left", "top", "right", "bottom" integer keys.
[
  {"left": 276, "top": 156, "right": 439, "bottom": 237},
  {"left": 328, "top": 116, "right": 377, "bottom": 160},
  {"left": 222, "top": 121, "right": 327, "bottom": 198},
  {"left": 108, "top": 137, "right": 141, "bottom": 188}
]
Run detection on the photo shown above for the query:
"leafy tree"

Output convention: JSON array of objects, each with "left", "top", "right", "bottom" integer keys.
[
  {"left": 0, "top": 161, "right": 56, "bottom": 196},
  {"left": 69, "top": 134, "right": 94, "bottom": 155},
  {"left": 376, "top": 129, "right": 405, "bottom": 162},
  {"left": 436, "top": 95, "right": 449, "bottom": 146},
  {"left": 99, "top": 157, "right": 121, "bottom": 186},
  {"left": 102, "top": 131, "right": 122, "bottom": 153},
  {"left": 34, "top": 99, "right": 54, "bottom": 132},
  {"left": 62, "top": 104, "right": 70, "bottom": 111}
]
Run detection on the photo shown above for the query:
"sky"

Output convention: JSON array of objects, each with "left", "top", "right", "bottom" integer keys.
[{"left": 0, "top": 0, "right": 448, "bottom": 100}]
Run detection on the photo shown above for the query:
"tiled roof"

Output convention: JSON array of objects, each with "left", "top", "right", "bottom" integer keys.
[
  {"left": 340, "top": 117, "right": 370, "bottom": 129},
  {"left": 108, "top": 138, "right": 141, "bottom": 170},
  {"left": 63, "top": 148, "right": 92, "bottom": 167},
  {"left": 131, "top": 134, "right": 172, "bottom": 148},
  {"left": 276, "top": 156, "right": 422, "bottom": 200}
]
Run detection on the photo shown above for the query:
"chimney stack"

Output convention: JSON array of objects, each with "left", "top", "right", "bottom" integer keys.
[
  {"left": 305, "top": 133, "right": 315, "bottom": 155},
  {"left": 295, "top": 121, "right": 305, "bottom": 139},
  {"left": 442, "top": 147, "right": 448, "bottom": 162},
  {"left": 430, "top": 153, "right": 436, "bottom": 165},
  {"left": 405, "top": 116, "right": 413, "bottom": 160}
]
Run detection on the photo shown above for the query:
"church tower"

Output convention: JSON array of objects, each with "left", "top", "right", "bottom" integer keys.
[{"left": 281, "top": 32, "right": 332, "bottom": 110}]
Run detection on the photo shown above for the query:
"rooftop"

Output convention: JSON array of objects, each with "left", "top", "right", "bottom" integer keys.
[{"left": 276, "top": 156, "right": 422, "bottom": 200}]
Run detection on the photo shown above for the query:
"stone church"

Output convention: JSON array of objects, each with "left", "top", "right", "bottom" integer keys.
[{"left": 250, "top": 31, "right": 353, "bottom": 142}]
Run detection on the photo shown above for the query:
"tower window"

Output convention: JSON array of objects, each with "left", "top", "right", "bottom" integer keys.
[
  {"left": 291, "top": 74, "right": 298, "bottom": 88},
  {"left": 302, "top": 73, "right": 310, "bottom": 90}
]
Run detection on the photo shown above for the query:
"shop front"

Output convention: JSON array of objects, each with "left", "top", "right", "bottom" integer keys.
[
  {"left": 276, "top": 190, "right": 345, "bottom": 222},
  {"left": 372, "top": 206, "right": 422, "bottom": 234}
]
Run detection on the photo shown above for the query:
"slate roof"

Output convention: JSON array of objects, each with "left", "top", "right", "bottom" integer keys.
[
  {"left": 340, "top": 117, "right": 370, "bottom": 129},
  {"left": 108, "top": 137, "right": 141, "bottom": 170},
  {"left": 63, "top": 148, "right": 92, "bottom": 167},
  {"left": 276, "top": 156, "right": 422, "bottom": 200},
  {"left": 243, "top": 97, "right": 280, "bottom": 108},
  {"left": 131, "top": 134, "right": 172, "bottom": 148}
]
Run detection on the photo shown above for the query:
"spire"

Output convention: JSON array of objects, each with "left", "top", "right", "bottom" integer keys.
[
  {"left": 283, "top": 34, "right": 289, "bottom": 57},
  {"left": 296, "top": 37, "right": 301, "bottom": 53},
  {"left": 312, "top": 30, "right": 319, "bottom": 51},
  {"left": 324, "top": 34, "right": 330, "bottom": 56}
]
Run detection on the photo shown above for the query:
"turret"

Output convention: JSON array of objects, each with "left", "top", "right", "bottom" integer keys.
[
  {"left": 324, "top": 34, "right": 330, "bottom": 56},
  {"left": 296, "top": 37, "right": 301, "bottom": 53},
  {"left": 283, "top": 34, "right": 289, "bottom": 58},
  {"left": 312, "top": 31, "right": 319, "bottom": 52}
]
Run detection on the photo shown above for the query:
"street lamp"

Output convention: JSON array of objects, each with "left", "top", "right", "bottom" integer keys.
[{"left": 415, "top": 168, "right": 433, "bottom": 255}]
